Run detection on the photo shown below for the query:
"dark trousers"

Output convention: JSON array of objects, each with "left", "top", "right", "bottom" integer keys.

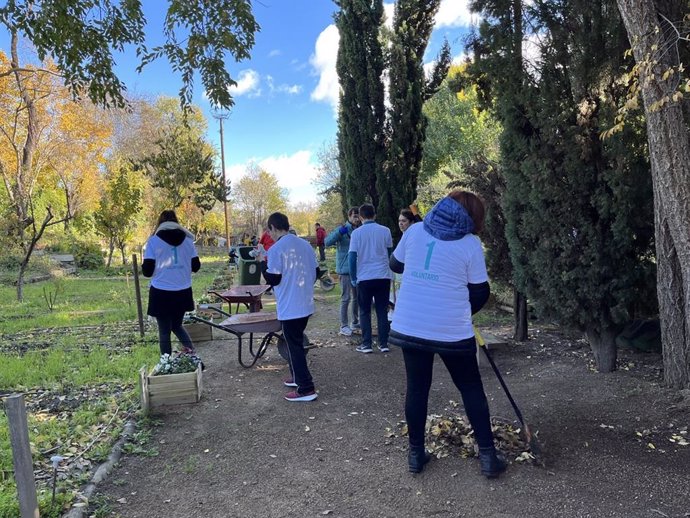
[
  {"left": 318, "top": 244, "right": 326, "bottom": 261},
  {"left": 156, "top": 312, "right": 193, "bottom": 355},
  {"left": 402, "top": 347, "right": 495, "bottom": 450},
  {"left": 282, "top": 316, "right": 314, "bottom": 394},
  {"left": 357, "top": 278, "right": 390, "bottom": 348}
]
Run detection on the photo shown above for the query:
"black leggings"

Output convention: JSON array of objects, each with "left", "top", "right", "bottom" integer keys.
[
  {"left": 402, "top": 347, "right": 495, "bottom": 450},
  {"left": 156, "top": 312, "right": 193, "bottom": 355}
]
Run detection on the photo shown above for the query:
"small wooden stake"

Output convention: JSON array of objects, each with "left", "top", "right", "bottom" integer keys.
[
  {"left": 4, "top": 394, "right": 39, "bottom": 518},
  {"left": 132, "top": 254, "right": 145, "bottom": 338}
]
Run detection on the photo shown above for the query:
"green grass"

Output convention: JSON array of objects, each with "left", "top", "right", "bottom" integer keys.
[
  {"left": 0, "top": 340, "right": 159, "bottom": 390},
  {"left": 0, "top": 254, "right": 228, "bottom": 517},
  {"left": 0, "top": 257, "right": 225, "bottom": 334}
]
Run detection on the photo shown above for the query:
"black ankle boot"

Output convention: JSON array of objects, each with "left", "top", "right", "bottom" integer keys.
[
  {"left": 478, "top": 447, "right": 507, "bottom": 478},
  {"left": 408, "top": 448, "right": 431, "bottom": 473}
]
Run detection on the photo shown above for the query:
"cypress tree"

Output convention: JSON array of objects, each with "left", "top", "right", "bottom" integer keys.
[
  {"left": 469, "top": 0, "right": 532, "bottom": 339},
  {"left": 335, "top": 0, "right": 386, "bottom": 212},
  {"left": 380, "top": 0, "right": 450, "bottom": 238},
  {"left": 471, "top": 0, "right": 656, "bottom": 370}
]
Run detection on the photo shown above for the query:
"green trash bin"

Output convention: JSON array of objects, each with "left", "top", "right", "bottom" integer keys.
[{"left": 237, "top": 246, "right": 261, "bottom": 285}]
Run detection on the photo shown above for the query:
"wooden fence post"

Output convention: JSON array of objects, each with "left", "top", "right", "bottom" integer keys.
[
  {"left": 132, "top": 254, "right": 145, "bottom": 338},
  {"left": 4, "top": 394, "right": 39, "bottom": 518}
]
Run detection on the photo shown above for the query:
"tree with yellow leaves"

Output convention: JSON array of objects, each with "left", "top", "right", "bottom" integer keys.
[{"left": 0, "top": 47, "right": 111, "bottom": 300}]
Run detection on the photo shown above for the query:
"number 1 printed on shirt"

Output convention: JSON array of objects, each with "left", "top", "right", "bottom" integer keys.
[{"left": 424, "top": 241, "right": 436, "bottom": 270}]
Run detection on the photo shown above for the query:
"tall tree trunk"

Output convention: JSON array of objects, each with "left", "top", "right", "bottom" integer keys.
[
  {"left": 16, "top": 259, "right": 27, "bottom": 302},
  {"left": 11, "top": 32, "right": 39, "bottom": 302},
  {"left": 513, "top": 288, "right": 528, "bottom": 341},
  {"left": 586, "top": 326, "right": 618, "bottom": 373},
  {"left": 107, "top": 239, "right": 115, "bottom": 268},
  {"left": 63, "top": 187, "right": 72, "bottom": 230},
  {"left": 16, "top": 211, "right": 55, "bottom": 301},
  {"left": 616, "top": 0, "right": 690, "bottom": 388}
]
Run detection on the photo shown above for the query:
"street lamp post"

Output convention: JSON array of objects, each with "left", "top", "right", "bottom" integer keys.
[{"left": 214, "top": 112, "right": 231, "bottom": 251}]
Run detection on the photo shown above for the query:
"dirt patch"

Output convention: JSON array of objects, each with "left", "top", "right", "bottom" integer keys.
[{"left": 91, "top": 301, "right": 690, "bottom": 518}]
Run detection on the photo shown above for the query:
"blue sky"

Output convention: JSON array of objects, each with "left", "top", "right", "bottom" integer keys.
[{"left": 3, "top": 1, "right": 476, "bottom": 204}]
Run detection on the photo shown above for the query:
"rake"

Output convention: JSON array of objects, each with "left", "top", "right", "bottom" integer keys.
[{"left": 474, "top": 327, "right": 545, "bottom": 465}]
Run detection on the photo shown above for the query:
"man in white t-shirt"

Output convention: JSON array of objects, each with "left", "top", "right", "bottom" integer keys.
[
  {"left": 348, "top": 203, "right": 393, "bottom": 354},
  {"left": 261, "top": 212, "right": 319, "bottom": 402}
]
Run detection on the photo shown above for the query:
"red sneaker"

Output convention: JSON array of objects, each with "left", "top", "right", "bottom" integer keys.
[
  {"left": 283, "top": 378, "right": 298, "bottom": 388},
  {"left": 284, "top": 390, "right": 318, "bottom": 402}
]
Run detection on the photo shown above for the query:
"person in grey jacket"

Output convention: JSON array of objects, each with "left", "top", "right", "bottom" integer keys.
[{"left": 325, "top": 207, "right": 361, "bottom": 336}]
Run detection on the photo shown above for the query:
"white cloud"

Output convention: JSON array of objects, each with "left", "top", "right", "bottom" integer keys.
[
  {"left": 523, "top": 33, "right": 544, "bottom": 79},
  {"left": 266, "top": 75, "right": 302, "bottom": 95},
  {"left": 452, "top": 52, "right": 468, "bottom": 65},
  {"left": 229, "top": 69, "right": 261, "bottom": 97},
  {"left": 384, "top": 1, "right": 474, "bottom": 30},
  {"left": 227, "top": 151, "right": 319, "bottom": 204},
  {"left": 435, "top": 0, "right": 474, "bottom": 28},
  {"left": 423, "top": 60, "right": 436, "bottom": 79},
  {"left": 310, "top": 24, "right": 340, "bottom": 113},
  {"left": 268, "top": 49, "right": 282, "bottom": 57}
]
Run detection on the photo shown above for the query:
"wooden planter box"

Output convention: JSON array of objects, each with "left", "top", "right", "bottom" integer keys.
[
  {"left": 196, "top": 302, "right": 223, "bottom": 320},
  {"left": 139, "top": 365, "right": 203, "bottom": 414},
  {"left": 183, "top": 321, "right": 214, "bottom": 342}
]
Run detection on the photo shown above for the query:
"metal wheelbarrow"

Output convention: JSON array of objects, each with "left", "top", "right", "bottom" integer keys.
[{"left": 189, "top": 307, "right": 310, "bottom": 368}]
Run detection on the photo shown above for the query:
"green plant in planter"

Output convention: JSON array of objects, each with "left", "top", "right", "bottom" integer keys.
[
  {"left": 151, "top": 353, "right": 202, "bottom": 376},
  {"left": 196, "top": 293, "right": 214, "bottom": 304}
]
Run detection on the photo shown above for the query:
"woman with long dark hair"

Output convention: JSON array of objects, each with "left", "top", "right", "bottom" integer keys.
[{"left": 142, "top": 210, "right": 201, "bottom": 356}]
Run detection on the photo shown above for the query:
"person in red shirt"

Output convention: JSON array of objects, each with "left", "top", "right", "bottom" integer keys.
[
  {"left": 315, "top": 222, "right": 326, "bottom": 261},
  {"left": 259, "top": 228, "right": 275, "bottom": 251}
]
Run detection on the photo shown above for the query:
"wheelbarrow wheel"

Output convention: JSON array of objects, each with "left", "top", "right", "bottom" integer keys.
[
  {"left": 319, "top": 277, "right": 336, "bottom": 291},
  {"left": 277, "top": 333, "right": 310, "bottom": 361}
]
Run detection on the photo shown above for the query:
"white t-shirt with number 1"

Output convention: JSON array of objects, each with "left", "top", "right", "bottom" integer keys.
[
  {"left": 391, "top": 223, "right": 488, "bottom": 341},
  {"left": 143, "top": 235, "right": 197, "bottom": 291}
]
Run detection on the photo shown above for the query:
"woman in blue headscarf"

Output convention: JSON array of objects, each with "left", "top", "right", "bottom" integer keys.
[{"left": 389, "top": 190, "right": 506, "bottom": 478}]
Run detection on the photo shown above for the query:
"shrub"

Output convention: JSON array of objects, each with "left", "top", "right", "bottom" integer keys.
[
  {"left": 0, "top": 252, "right": 22, "bottom": 270},
  {"left": 70, "top": 240, "right": 104, "bottom": 270}
]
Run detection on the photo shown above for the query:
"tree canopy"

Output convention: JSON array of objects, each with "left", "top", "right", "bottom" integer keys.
[
  {"left": 0, "top": 0, "right": 259, "bottom": 109},
  {"left": 335, "top": 0, "right": 450, "bottom": 238},
  {"left": 231, "top": 165, "right": 288, "bottom": 234},
  {"left": 469, "top": 0, "right": 657, "bottom": 371}
]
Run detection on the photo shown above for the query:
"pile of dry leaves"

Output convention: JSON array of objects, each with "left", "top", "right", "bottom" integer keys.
[{"left": 387, "top": 402, "right": 539, "bottom": 465}]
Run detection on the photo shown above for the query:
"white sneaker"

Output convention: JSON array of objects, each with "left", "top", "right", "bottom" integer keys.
[{"left": 339, "top": 325, "right": 353, "bottom": 336}]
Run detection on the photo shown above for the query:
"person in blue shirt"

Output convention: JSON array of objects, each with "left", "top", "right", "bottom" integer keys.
[{"left": 325, "top": 207, "right": 361, "bottom": 336}]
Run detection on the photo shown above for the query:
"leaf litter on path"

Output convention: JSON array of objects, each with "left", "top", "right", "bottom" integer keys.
[{"left": 386, "top": 408, "right": 540, "bottom": 466}]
